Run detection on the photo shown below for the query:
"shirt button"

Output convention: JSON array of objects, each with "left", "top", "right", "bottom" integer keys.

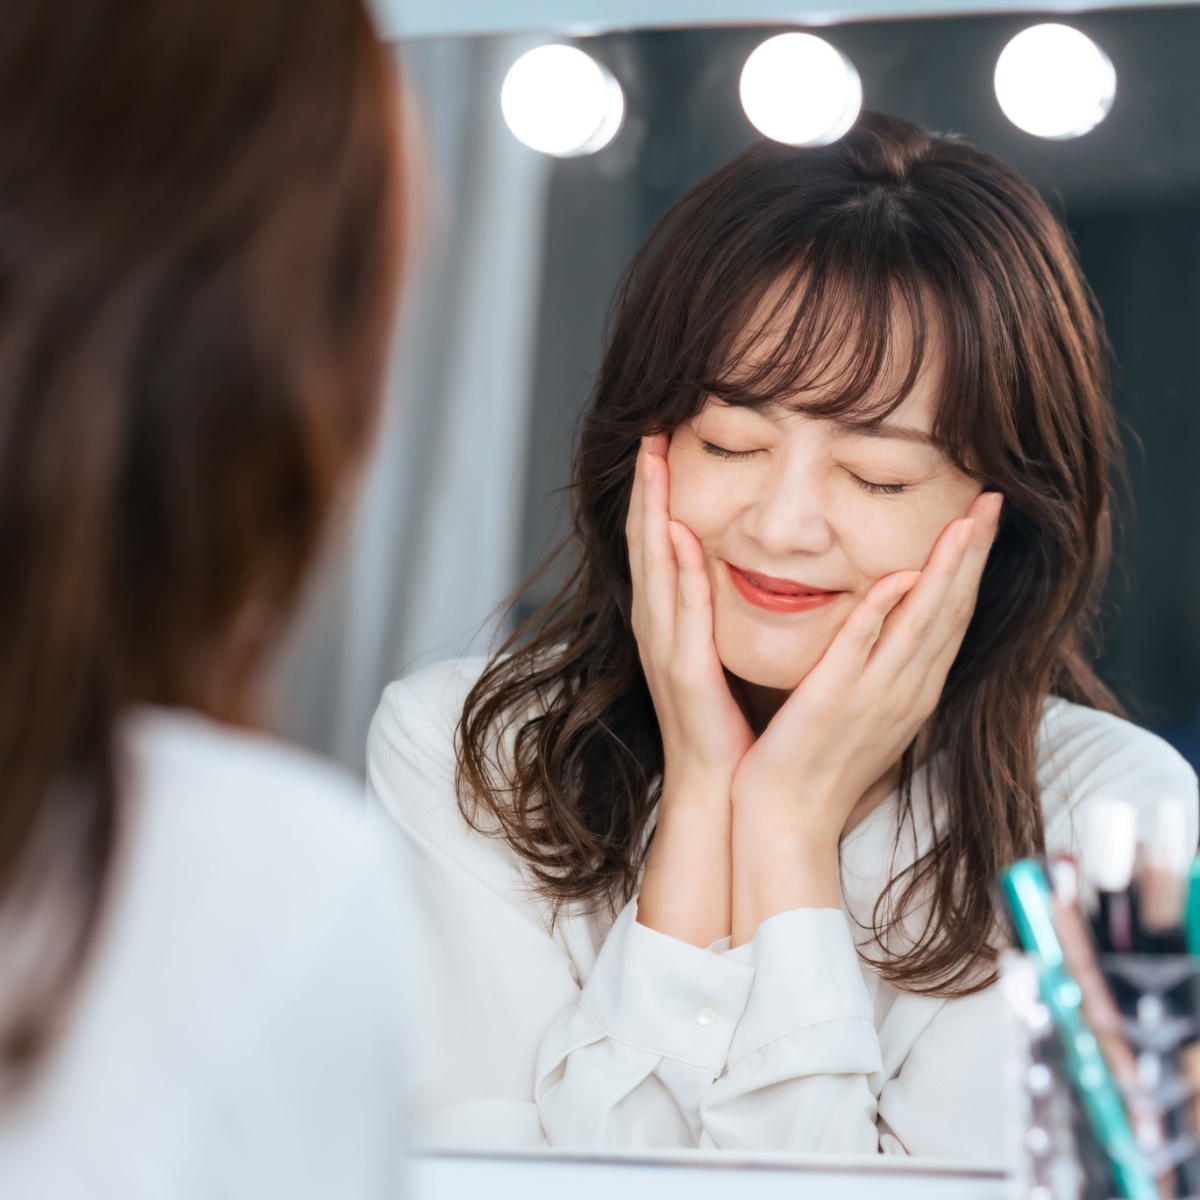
[{"left": 695, "top": 1005, "right": 717, "bottom": 1027}]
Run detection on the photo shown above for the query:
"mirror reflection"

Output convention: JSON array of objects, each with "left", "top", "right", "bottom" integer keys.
[{"left": 283, "top": 0, "right": 1200, "bottom": 1174}]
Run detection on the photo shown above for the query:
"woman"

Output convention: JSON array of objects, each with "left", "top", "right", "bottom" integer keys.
[
  {"left": 0, "top": 0, "right": 412, "bottom": 1194},
  {"left": 368, "top": 114, "right": 1198, "bottom": 1156}
]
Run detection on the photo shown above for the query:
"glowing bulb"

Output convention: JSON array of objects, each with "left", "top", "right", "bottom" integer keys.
[
  {"left": 994, "top": 24, "right": 1115, "bottom": 139},
  {"left": 500, "top": 45, "right": 624, "bottom": 158},
  {"left": 739, "top": 33, "right": 862, "bottom": 147}
]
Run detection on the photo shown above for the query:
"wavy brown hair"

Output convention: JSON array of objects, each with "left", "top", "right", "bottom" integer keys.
[
  {"left": 0, "top": 0, "right": 401, "bottom": 1089},
  {"left": 457, "top": 112, "right": 1123, "bottom": 997}
]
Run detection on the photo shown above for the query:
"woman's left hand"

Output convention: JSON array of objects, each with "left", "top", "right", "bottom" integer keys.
[{"left": 730, "top": 490, "right": 1004, "bottom": 849}]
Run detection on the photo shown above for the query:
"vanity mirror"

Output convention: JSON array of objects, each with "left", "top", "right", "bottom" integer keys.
[
  {"left": 285, "top": 0, "right": 1200, "bottom": 769},
  {"left": 276, "top": 2, "right": 1200, "bottom": 1195}
]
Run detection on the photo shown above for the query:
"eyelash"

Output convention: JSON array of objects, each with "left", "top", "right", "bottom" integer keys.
[
  {"left": 850, "top": 475, "right": 910, "bottom": 496},
  {"left": 700, "top": 440, "right": 755, "bottom": 461},
  {"left": 699, "top": 440, "right": 910, "bottom": 496}
]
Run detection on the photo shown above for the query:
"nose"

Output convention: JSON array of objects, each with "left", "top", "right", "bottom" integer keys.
[{"left": 740, "top": 453, "right": 835, "bottom": 559}]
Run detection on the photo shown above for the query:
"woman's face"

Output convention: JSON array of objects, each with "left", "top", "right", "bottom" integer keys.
[{"left": 666, "top": 347, "right": 983, "bottom": 693}]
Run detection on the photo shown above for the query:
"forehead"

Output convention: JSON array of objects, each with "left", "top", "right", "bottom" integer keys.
[{"left": 718, "top": 272, "right": 946, "bottom": 434}]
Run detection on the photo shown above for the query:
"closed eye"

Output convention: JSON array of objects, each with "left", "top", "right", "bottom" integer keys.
[
  {"left": 849, "top": 473, "right": 910, "bottom": 496},
  {"left": 700, "top": 439, "right": 759, "bottom": 460}
]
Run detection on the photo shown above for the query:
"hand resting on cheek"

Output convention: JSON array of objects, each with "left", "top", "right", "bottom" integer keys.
[{"left": 628, "top": 433, "right": 1004, "bottom": 948}]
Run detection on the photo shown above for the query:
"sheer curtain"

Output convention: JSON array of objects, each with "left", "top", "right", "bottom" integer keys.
[{"left": 271, "top": 36, "right": 552, "bottom": 772}]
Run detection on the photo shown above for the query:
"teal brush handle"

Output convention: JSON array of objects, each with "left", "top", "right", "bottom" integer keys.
[
  {"left": 1001, "top": 860, "right": 1157, "bottom": 1200},
  {"left": 1185, "top": 858, "right": 1200, "bottom": 956}
]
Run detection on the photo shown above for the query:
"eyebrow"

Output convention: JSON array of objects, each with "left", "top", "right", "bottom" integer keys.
[
  {"left": 737, "top": 402, "right": 939, "bottom": 448},
  {"left": 831, "top": 419, "right": 937, "bottom": 448}
]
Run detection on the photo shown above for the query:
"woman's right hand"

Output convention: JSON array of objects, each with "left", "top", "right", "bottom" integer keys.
[
  {"left": 627, "top": 435, "right": 754, "bottom": 802},
  {"left": 628, "top": 435, "right": 748, "bottom": 945}
]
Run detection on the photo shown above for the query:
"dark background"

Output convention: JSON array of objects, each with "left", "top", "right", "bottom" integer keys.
[{"left": 515, "top": 5, "right": 1200, "bottom": 765}]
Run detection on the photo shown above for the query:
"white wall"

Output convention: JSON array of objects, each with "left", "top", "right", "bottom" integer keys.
[{"left": 269, "top": 38, "right": 551, "bottom": 771}]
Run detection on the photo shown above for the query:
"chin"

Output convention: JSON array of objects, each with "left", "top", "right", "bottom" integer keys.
[{"left": 713, "top": 626, "right": 829, "bottom": 693}]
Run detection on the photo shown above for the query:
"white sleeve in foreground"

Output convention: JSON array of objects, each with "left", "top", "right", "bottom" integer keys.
[
  {"left": 700, "top": 907, "right": 883, "bottom": 1152},
  {"left": 536, "top": 898, "right": 754, "bottom": 1147},
  {"left": 212, "top": 829, "right": 413, "bottom": 1200}
]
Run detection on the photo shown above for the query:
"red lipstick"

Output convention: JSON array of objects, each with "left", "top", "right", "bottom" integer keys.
[{"left": 725, "top": 562, "right": 843, "bottom": 613}]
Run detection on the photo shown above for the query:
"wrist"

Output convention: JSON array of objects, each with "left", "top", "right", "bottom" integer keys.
[
  {"left": 734, "top": 815, "right": 840, "bottom": 865},
  {"left": 731, "top": 822, "right": 841, "bottom": 945},
  {"left": 730, "top": 781, "right": 844, "bottom": 849},
  {"left": 660, "top": 762, "right": 734, "bottom": 813}
]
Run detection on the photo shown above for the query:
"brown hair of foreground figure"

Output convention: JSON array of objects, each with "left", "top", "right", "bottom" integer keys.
[
  {"left": 0, "top": 0, "right": 402, "bottom": 1090},
  {"left": 457, "top": 113, "right": 1123, "bottom": 998}
]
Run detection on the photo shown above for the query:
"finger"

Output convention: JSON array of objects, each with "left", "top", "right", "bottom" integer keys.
[
  {"left": 625, "top": 438, "right": 648, "bottom": 559},
  {"left": 924, "top": 491, "right": 1003, "bottom": 660},
  {"left": 669, "top": 520, "right": 718, "bottom": 666},
  {"left": 626, "top": 436, "right": 672, "bottom": 577},
  {"left": 920, "top": 491, "right": 1003, "bottom": 673},
  {"left": 639, "top": 447, "right": 679, "bottom": 643},
  {"left": 862, "top": 514, "right": 975, "bottom": 680},
  {"left": 645, "top": 431, "right": 670, "bottom": 458},
  {"left": 806, "top": 568, "right": 922, "bottom": 689},
  {"left": 626, "top": 443, "right": 647, "bottom": 647}
]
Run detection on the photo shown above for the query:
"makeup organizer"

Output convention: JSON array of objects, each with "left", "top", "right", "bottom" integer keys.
[{"left": 1002, "top": 799, "right": 1200, "bottom": 1200}]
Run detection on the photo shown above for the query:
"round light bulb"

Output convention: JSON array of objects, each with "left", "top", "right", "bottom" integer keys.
[
  {"left": 994, "top": 24, "right": 1115, "bottom": 140},
  {"left": 739, "top": 33, "right": 862, "bottom": 148},
  {"left": 500, "top": 45, "right": 624, "bottom": 158}
]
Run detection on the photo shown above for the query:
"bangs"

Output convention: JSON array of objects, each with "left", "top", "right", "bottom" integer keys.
[{"left": 697, "top": 248, "right": 949, "bottom": 438}]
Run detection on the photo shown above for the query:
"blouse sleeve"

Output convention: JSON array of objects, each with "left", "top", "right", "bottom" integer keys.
[
  {"left": 537, "top": 901, "right": 893, "bottom": 1151},
  {"left": 540, "top": 902, "right": 1013, "bottom": 1157},
  {"left": 534, "top": 897, "right": 754, "bottom": 1146},
  {"left": 696, "top": 907, "right": 885, "bottom": 1152}
]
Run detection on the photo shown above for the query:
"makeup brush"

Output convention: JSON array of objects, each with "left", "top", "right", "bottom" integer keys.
[{"left": 1049, "top": 858, "right": 1140, "bottom": 1092}]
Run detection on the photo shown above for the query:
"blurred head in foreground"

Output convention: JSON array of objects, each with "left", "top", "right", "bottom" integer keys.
[{"left": 0, "top": 0, "right": 402, "bottom": 1090}]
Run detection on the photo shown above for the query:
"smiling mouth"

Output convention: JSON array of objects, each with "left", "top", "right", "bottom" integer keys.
[{"left": 725, "top": 562, "right": 844, "bottom": 613}]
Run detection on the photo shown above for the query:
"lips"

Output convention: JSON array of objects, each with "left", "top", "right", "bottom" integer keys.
[{"left": 725, "top": 562, "right": 844, "bottom": 613}]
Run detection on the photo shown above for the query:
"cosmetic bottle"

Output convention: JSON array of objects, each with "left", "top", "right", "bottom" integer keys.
[
  {"left": 1136, "top": 799, "right": 1192, "bottom": 955},
  {"left": 1084, "top": 800, "right": 1140, "bottom": 955}
]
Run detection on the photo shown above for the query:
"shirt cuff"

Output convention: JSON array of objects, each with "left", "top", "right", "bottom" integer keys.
[
  {"left": 703, "top": 935, "right": 755, "bottom": 969},
  {"left": 728, "top": 907, "right": 874, "bottom": 1067},
  {"left": 578, "top": 897, "right": 755, "bottom": 1075}
]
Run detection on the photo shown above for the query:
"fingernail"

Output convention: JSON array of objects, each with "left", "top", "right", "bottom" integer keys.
[
  {"left": 957, "top": 518, "right": 975, "bottom": 549},
  {"left": 643, "top": 452, "right": 654, "bottom": 482},
  {"left": 897, "top": 570, "right": 921, "bottom": 596},
  {"left": 667, "top": 520, "right": 681, "bottom": 546},
  {"left": 989, "top": 493, "right": 1005, "bottom": 520}
]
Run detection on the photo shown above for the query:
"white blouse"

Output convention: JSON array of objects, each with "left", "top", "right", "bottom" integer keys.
[
  {"left": 0, "top": 708, "right": 415, "bottom": 1199},
  {"left": 367, "top": 656, "right": 1199, "bottom": 1160}
]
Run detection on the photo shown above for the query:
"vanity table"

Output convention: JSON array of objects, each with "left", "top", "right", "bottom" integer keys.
[{"left": 411, "top": 1148, "right": 1012, "bottom": 1200}]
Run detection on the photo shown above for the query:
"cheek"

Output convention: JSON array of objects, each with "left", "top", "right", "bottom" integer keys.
[
  {"left": 665, "top": 448, "right": 733, "bottom": 541},
  {"left": 844, "top": 508, "right": 933, "bottom": 579},
  {"left": 840, "top": 491, "right": 976, "bottom": 581}
]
